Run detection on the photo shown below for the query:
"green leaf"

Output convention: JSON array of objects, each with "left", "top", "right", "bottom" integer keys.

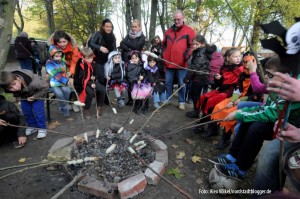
[{"left": 166, "top": 167, "right": 184, "bottom": 179}]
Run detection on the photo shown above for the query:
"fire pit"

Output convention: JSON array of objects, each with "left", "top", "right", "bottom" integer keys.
[{"left": 47, "top": 124, "right": 168, "bottom": 199}]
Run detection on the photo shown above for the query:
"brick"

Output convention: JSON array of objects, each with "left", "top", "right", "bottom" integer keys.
[
  {"left": 149, "top": 139, "right": 167, "bottom": 151},
  {"left": 78, "top": 176, "right": 117, "bottom": 199},
  {"left": 47, "top": 144, "right": 73, "bottom": 161},
  {"left": 144, "top": 160, "right": 166, "bottom": 185},
  {"left": 48, "top": 137, "right": 74, "bottom": 153},
  {"left": 118, "top": 172, "right": 147, "bottom": 199},
  {"left": 155, "top": 150, "right": 168, "bottom": 166}
]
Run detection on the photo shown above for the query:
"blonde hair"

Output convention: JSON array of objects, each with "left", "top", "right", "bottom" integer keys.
[
  {"left": 81, "top": 47, "right": 94, "bottom": 58},
  {"left": 132, "top": 19, "right": 141, "bottom": 27}
]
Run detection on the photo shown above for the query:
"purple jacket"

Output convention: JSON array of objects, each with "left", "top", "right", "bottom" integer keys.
[{"left": 208, "top": 52, "right": 224, "bottom": 82}]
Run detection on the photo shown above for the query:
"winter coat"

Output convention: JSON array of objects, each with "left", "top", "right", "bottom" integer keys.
[
  {"left": 90, "top": 31, "right": 117, "bottom": 64},
  {"left": 208, "top": 52, "right": 224, "bottom": 83},
  {"left": 109, "top": 63, "right": 126, "bottom": 83},
  {"left": 144, "top": 65, "right": 166, "bottom": 93},
  {"left": 184, "top": 47, "right": 210, "bottom": 83},
  {"left": 126, "top": 62, "right": 145, "bottom": 84},
  {"left": 47, "top": 32, "right": 79, "bottom": 75},
  {"left": 0, "top": 95, "right": 26, "bottom": 137},
  {"left": 120, "top": 34, "right": 146, "bottom": 62},
  {"left": 162, "top": 23, "right": 196, "bottom": 69},
  {"left": 14, "top": 36, "right": 33, "bottom": 59},
  {"left": 4, "top": 70, "right": 49, "bottom": 99}
]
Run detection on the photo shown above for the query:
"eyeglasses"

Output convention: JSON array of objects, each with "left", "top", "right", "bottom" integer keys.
[{"left": 265, "top": 71, "right": 275, "bottom": 78}]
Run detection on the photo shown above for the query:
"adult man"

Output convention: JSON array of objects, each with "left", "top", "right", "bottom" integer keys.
[{"left": 162, "top": 10, "right": 195, "bottom": 110}]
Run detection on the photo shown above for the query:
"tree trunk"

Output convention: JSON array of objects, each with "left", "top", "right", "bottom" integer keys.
[
  {"left": 133, "top": 0, "right": 141, "bottom": 21},
  {"left": 250, "top": 0, "right": 262, "bottom": 51},
  {"left": 13, "top": 1, "right": 24, "bottom": 35},
  {"left": 125, "top": 0, "right": 132, "bottom": 33},
  {"left": 231, "top": 24, "right": 238, "bottom": 46},
  {"left": 0, "top": 0, "right": 17, "bottom": 70},
  {"left": 44, "top": 0, "right": 55, "bottom": 36},
  {"left": 149, "top": 0, "right": 158, "bottom": 43},
  {"left": 158, "top": 0, "right": 166, "bottom": 34}
]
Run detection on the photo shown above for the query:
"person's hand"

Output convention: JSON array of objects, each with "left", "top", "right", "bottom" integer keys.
[
  {"left": 247, "top": 59, "right": 257, "bottom": 73},
  {"left": 223, "top": 110, "right": 241, "bottom": 121},
  {"left": 137, "top": 80, "right": 141, "bottom": 84},
  {"left": 226, "top": 101, "right": 234, "bottom": 108},
  {"left": 184, "top": 78, "right": 189, "bottom": 84},
  {"left": 107, "top": 76, "right": 111, "bottom": 81},
  {"left": 267, "top": 72, "right": 300, "bottom": 102},
  {"left": 0, "top": 119, "right": 7, "bottom": 126},
  {"left": 234, "top": 99, "right": 240, "bottom": 106},
  {"left": 27, "top": 96, "right": 35, "bottom": 101},
  {"left": 91, "top": 83, "right": 96, "bottom": 88},
  {"left": 139, "top": 75, "right": 144, "bottom": 80},
  {"left": 100, "top": 46, "right": 109, "bottom": 53},
  {"left": 68, "top": 78, "right": 74, "bottom": 86},
  {"left": 152, "top": 82, "right": 156, "bottom": 86},
  {"left": 275, "top": 120, "right": 300, "bottom": 142},
  {"left": 18, "top": 136, "right": 27, "bottom": 145},
  {"left": 214, "top": 74, "right": 221, "bottom": 80}
]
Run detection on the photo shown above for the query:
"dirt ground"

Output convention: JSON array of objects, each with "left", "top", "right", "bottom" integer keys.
[{"left": 0, "top": 63, "right": 295, "bottom": 199}]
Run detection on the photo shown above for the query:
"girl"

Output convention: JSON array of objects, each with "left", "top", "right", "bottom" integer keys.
[
  {"left": 126, "top": 51, "right": 149, "bottom": 114},
  {"left": 105, "top": 51, "right": 127, "bottom": 108},
  {"left": 46, "top": 45, "right": 72, "bottom": 117},
  {"left": 150, "top": 35, "right": 164, "bottom": 79},
  {"left": 184, "top": 34, "right": 212, "bottom": 119},
  {"left": 74, "top": 48, "right": 106, "bottom": 119},
  {"left": 145, "top": 56, "right": 167, "bottom": 109},
  {"left": 193, "top": 48, "right": 243, "bottom": 134},
  {"left": 0, "top": 70, "right": 49, "bottom": 139}
]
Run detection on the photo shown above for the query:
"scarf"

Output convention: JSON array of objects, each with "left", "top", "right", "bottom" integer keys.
[
  {"left": 145, "top": 65, "right": 158, "bottom": 73},
  {"left": 129, "top": 30, "right": 143, "bottom": 39},
  {"left": 101, "top": 32, "right": 115, "bottom": 52}
]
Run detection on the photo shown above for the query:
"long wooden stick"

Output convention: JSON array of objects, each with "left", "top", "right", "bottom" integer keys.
[
  {"left": 51, "top": 174, "right": 84, "bottom": 199},
  {"left": 134, "top": 154, "right": 194, "bottom": 199},
  {"left": 0, "top": 164, "right": 48, "bottom": 180}
]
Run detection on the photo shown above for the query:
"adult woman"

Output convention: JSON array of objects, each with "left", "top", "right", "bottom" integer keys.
[
  {"left": 150, "top": 35, "right": 164, "bottom": 78},
  {"left": 120, "top": 19, "right": 146, "bottom": 63}
]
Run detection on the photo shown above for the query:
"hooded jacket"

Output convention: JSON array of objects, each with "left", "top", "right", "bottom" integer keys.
[
  {"left": 45, "top": 45, "right": 69, "bottom": 87},
  {"left": 162, "top": 23, "right": 196, "bottom": 69},
  {"left": 208, "top": 52, "right": 224, "bottom": 83},
  {"left": 104, "top": 51, "right": 126, "bottom": 83}
]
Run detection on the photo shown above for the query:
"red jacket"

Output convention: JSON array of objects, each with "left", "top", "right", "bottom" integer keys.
[{"left": 162, "top": 24, "right": 195, "bottom": 69}]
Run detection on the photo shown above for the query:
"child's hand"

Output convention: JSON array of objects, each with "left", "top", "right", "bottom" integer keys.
[
  {"left": 107, "top": 76, "right": 111, "bottom": 81},
  {"left": 27, "top": 97, "right": 35, "bottom": 101},
  {"left": 137, "top": 80, "right": 141, "bottom": 84},
  {"left": 275, "top": 120, "right": 300, "bottom": 142},
  {"left": 223, "top": 110, "right": 240, "bottom": 121},
  {"left": 214, "top": 74, "right": 221, "bottom": 80},
  {"left": 68, "top": 78, "right": 74, "bottom": 86},
  {"left": 91, "top": 84, "right": 96, "bottom": 88},
  {"left": 18, "top": 136, "right": 27, "bottom": 145},
  {"left": 234, "top": 99, "right": 240, "bottom": 106},
  {"left": 139, "top": 76, "right": 144, "bottom": 80},
  {"left": 226, "top": 101, "right": 234, "bottom": 108},
  {"left": 0, "top": 119, "right": 7, "bottom": 126},
  {"left": 247, "top": 59, "right": 257, "bottom": 73},
  {"left": 152, "top": 83, "right": 156, "bottom": 86}
]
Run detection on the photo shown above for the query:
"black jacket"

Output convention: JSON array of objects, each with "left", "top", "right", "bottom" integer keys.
[
  {"left": 126, "top": 62, "right": 145, "bottom": 84},
  {"left": 111, "top": 63, "right": 126, "bottom": 83},
  {"left": 14, "top": 36, "right": 33, "bottom": 59},
  {"left": 0, "top": 95, "right": 26, "bottom": 137},
  {"left": 120, "top": 34, "right": 145, "bottom": 62},
  {"left": 184, "top": 47, "right": 210, "bottom": 83},
  {"left": 144, "top": 66, "right": 166, "bottom": 93}
]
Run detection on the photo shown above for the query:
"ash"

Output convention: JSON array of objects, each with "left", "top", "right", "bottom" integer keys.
[{"left": 69, "top": 129, "right": 155, "bottom": 183}]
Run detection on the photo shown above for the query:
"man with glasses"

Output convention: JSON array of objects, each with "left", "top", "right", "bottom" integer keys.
[{"left": 161, "top": 10, "right": 196, "bottom": 110}]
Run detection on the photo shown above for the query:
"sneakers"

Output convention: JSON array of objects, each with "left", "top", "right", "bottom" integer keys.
[
  {"left": 214, "top": 163, "right": 246, "bottom": 181},
  {"left": 154, "top": 103, "right": 160, "bottom": 109},
  {"left": 208, "top": 154, "right": 234, "bottom": 165},
  {"left": 179, "top": 103, "right": 185, "bottom": 110},
  {"left": 59, "top": 106, "right": 69, "bottom": 116},
  {"left": 118, "top": 99, "right": 125, "bottom": 108},
  {"left": 289, "top": 150, "right": 300, "bottom": 169},
  {"left": 72, "top": 104, "right": 80, "bottom": 112},
  {"left": 83, "top": 109, "right": 91, "bottom": 119},
  {"left": 185, "top": 110, "right": 199, "bottom": 118},
  {"left": 37, "top": 129, "right": 47, "bottom": 139},
  {"left": 25, "top": 128, "right": 38, "bottom": 136}
]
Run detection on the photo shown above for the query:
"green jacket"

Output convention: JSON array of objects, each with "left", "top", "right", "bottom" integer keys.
[{"left": 236, "top": 93, "right": 300, "bottom": 125}]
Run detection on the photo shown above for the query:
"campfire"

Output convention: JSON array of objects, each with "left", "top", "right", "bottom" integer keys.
[{"left": 47, "top": 124, "right": 168, "bottom": 199}]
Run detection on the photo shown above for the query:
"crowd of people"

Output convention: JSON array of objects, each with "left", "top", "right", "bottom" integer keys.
[{"left": 1, "top": 9, "right": 300, "bottom": 198}]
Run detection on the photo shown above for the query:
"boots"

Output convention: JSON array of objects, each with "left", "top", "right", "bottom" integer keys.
[
  {"left": 96, "top": 106, "right": 102, "bottom": 118},
  {"left": 142, "top": 99, "right": 149, "bottom": 115},
  {"left": 202, "top": 122, "right": 219, "bottom": 138},
  {"left": 214, "top": 130, "right": 232, "bottom": 150}
]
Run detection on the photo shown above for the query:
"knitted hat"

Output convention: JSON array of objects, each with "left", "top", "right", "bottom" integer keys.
[
  {"left": 49, "top": 45, "right": 63, "bottom": 58},
  {"left": 19, "top": 31, "right": 28, "bottom": 38}
]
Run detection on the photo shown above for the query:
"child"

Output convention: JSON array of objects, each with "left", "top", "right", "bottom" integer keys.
[
  {"left": 144, "top": 56, "right": 167, "bottom": 109},
  {"left": 104, "top": 51, "right": 127, "bottom": 108},
  {"left": 126, "top": 50, "right": 149, "bottom": 114},
  {"left": 210, "top": 56, "right": 300, "bottom": 181},
  {"left": 210, "top": 52, "right": 263, "bottom": 149},
  {"left": 184, "top": 34, "right": 211, "bottom": 118},
  {"left": 46, "top": 45, "right": 72, "bottom": 117},
  {"left": 192, "top": 48, "right": 243, "bottom": 134},
  {"left": 0, "top": 95, "right": 27, "bottom": 148},
  {"left": 0, "top": 70, "right": 49, "bottom": 139},
  {"left": 74, "top": 47, "right": 106, "bottom": 118}
]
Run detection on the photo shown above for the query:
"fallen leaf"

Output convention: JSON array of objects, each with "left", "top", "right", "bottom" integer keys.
[
  {"left": 66, "top": 118, "right": 73, "bottom": 122},
  {"left": 48, "top": 121, "right": 61, "bottom": 129},
  {"left": 176, "top": 151, "right": 185, "bottom": 159},
  {"left": 175, "top": 160, "right": 184, "bottom": 168},
  {"left": 171, "top": 144, "right": 178, "bottom": 149},
  {"left": 185, "top": 138, "right": 195, "bottom": 144},
  {"left": 166, "top": 168, "right": 184, "bottom": 179},
  {"left": 192, "top": 155, "right": 202, "bottom": 163},
  {"left": 196, "top": 178, "right": 203, "bottom": 184},
  {"left": 19, "top": 158, "right": 26, "bottom": 163}
]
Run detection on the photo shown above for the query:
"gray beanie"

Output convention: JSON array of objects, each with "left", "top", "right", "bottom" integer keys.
[{"left": 19, "top": 31, "right": 28, "bottom": 38}]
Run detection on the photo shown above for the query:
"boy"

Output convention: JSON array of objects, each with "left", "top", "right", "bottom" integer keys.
[
  {"left": 209, "top": 56, "right": 300, "bottom": 181},
  {"left": 74, "top": 47, "right": 106, "bottom": 118},
  {"left": 0, "top": 70, "right": 49, "bottom": 139}
]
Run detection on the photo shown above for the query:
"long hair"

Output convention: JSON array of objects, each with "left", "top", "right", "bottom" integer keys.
[
  {"left": 104, "top": 51, "right": 123, "bottom": 79},
  {"left": 224, "top": 48, "right": 240, "bottom": 66},
  {"left": 100, "top": 19, "right": 114, "bottom": 35},
  {"left": 53, "top": 30, "right": 71, "bottom": 44}
]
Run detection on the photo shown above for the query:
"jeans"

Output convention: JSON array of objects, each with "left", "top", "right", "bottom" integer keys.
[
  {"left": 21, "top": 100, "right": 46, "bottom": 129},
  {"left": 51, "top": 86, "right": 72, "bottom": 108},
  {"left": 165, "top": 68, "right": 187, "bottom": 103},
  {"left": 153, "top": 91, "right": 166, "bottom": 104},
  {"left": 234, "top": 101, "right": 263, "bottom": 135},
  {"left": 18, "top": 58, "right": 33, "bottom": 71},
  {"left": 114, "top": 87, "right": 126, "bottom": 99},
  {"left": 253, "top": 139, "right": 299, "bottom": 198}
]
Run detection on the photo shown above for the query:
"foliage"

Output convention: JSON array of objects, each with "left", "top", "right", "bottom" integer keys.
[{"left": 166, "top": 167, "right": 184, "bottom": 179}]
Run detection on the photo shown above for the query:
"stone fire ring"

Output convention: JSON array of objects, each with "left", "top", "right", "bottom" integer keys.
[{"left": 47, "top": 129, "right": 168, "bottom": 199}]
